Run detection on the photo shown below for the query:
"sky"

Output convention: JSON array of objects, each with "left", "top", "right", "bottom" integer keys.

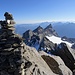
[{"left": 0, "top": 0, "right": 75, "bottom": 24}]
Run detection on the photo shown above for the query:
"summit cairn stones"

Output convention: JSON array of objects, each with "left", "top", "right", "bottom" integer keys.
[
  {"left": 0, "top": 12, "right": 26, "bottom": 75},
  {"left": 4, "top": 12, "right": 13, "bottom": 20}
]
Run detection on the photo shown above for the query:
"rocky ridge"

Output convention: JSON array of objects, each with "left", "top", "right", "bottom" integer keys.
[
  {"left": 23, "top": 21, "right": 75, "bottom": 74},
  {"left": 23, "top": 24, "right": 58, "bottom": 48},
  {"left": 0, "top": 12, "right": 73, "bottom": 75}
]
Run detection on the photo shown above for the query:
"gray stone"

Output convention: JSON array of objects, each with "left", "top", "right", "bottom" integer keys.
[{"left": 4, "top": 12, "right": 13, "bottom": 20}]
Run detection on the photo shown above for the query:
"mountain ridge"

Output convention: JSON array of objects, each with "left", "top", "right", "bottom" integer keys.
[{"left": 15, "top": 22, "right": 75, "bottom": 38}]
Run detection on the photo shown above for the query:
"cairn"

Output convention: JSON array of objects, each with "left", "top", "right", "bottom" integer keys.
[{"left": 0, "top": 12, "right": 26, "bottom": 75}]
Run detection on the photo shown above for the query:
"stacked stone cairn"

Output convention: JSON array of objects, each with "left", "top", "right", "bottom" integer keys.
[{"left": 0, "top": 12, "right": 26, "bottom": 75}]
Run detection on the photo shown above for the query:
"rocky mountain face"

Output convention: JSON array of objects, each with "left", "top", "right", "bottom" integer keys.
[
  {"left": 39, "top": 37, "right": 55, "bottom": 53},
  {"left": 51, "top": 43, "right": 75, "bottom": 71},
  {"left": 23, "top": 24, "right": 58, "bottom": 48},
  {"left": 44, "top": 36, "right": 75, "bottom": 74},
  {"left": 72, "top": 44, "right": 75, "bottom": 49},
  {"left": 23, "top": 22, "right": 75, "bottom": 74},
  {"left": 61, "top": 36, "right": 75, "bottom": 43},
  {"left": 33, "top": 26, "right": 44, "bottom": 34},
  {"left": 44, "top": 24, "right": 58, "bottom": 36},
  {"left": 0, "top": 12, "right": 73, "bottom": 75}
]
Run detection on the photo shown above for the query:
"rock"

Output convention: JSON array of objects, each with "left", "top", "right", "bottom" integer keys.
[
  {"left": 23, "top": 30, "right": 34, "bottom": 45},
  {"left": 23, "top": 24, "right": 59, "bottom": 51},
  {"left": 39, "top": 51, "right": 72, "bottom": 75},
  {"left": 23, "top": 30, "right": 41, "bottom": 47},
  {"left": 39, "top": 37, "right": 55, "bottom": 52},
  {"left": 61, "top": 36, "right": 74, "bottom": 43},
  {"left": 0, "top": 12, "right": 73, "bottom": 75},
  {"left": 4, "top": 12, "right": 13, "bottom": 20},
  {"left": 7, "top": 27, "right": 15, "bottom": 31},
  {"left": 72, "top": 43, "right": 75, "bottom": 49},
  {"left": 44, "top": 24, "right": 58, "bottom": 36},
  {"left": 0, "top": 12, "right": 24, "bottom": 75},
  {"left": 51, "top": 43, "right": 75, "bottom": 72},
  {"left": 33, "top": 26, "right": 44, "bottom": 34},
  {"left": 23, "top": 30, "right": 34, "bottom": 39},
  {"left": 23, "top": 44, "right": 56, "bottom": 75}
]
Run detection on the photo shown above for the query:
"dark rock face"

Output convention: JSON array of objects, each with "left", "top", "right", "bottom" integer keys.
[
  {"left": 42, "top": 55, "right": 63, "bottom": 75},
  {"left": 23, "top": 24, "right": 58, "bottom": 50},
  {"left": 33, "top": 26, "right": 44, "bottom": 34},
  {"left": 23, "top": 28, "right": 41, "bottom": 48},
  {"left": 72, "top": 44, "right": 75, "bottom": 49},
  {"left": 23, "top": 30, "right": 34, "bottom": 39},
  {"left": 51, "top": 43, "right": 75, "bottom": 72},
  {"left": 39, "top": 37, "right": 55, "bottom": 52},
  {"left": 23, "top": 30, "right": 34, "bottom": 45},
  {"left": 61, "top": 36, "right": 75, "bottom": 43},
  {"left": 23, "top": 31, "right": 40, "bottom": 46},
  {"left": 44, "top": 24, "right": 58, "bottom": 36},
  {"left": 0, "top": 12, "right": 26, "bottom": 75},
  {"left": 69, "top": 38, "right": 75, "bottom": 43}
]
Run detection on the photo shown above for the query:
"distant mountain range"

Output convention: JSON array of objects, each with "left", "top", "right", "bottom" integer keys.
[
  {"left": 52, "top": 22, "right": 75, "bottom": 38},
  {"left": 15, "top": 22, "right": 75, "bottom": 38}
]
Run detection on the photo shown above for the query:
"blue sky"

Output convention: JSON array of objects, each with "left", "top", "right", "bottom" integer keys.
[{"left": 0, "top": 0, "right": 75, "bottom": 24}]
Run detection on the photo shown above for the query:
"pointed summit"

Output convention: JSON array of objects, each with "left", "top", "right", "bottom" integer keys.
[
  {"left": 45, "top": 24, "right": 52, "bottom": 30},
  {"left": 23, "top": 29, "right": 34, "bottom": 39},
  {"left": 33, "top": 26, "right": 44, "bottom": 34},
  {"left": 44, "top": 24, "right": 58, "bottom": 36}
]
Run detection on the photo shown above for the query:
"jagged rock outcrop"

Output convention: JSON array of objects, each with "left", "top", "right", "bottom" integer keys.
[
  {"left": 23, "top": 30, "right": 34, "bottom": 45},
  {"left": 39, "top": 51, "right": 72, "bottom": 75},
  {"left": 51, "top": 43, "right": 75, "bottom": 72},
  {"left": 23, "top": 31, "right": 40, "bottom": 47},
  {"left": 33, "top": 26, "right": 44, "bottom": 34},
  {"left": 61, "top": 36, "right": 74, "bottom": 43},
  {"left": 72, "top": 44, "right": 75, "bottom": 49},
  {"left": 23, "top": 44, "right": 56, "bottom": 75},
  {"left": 23, "top": 24, "right": 58, "bottom": 50},
  {"left": 69, "top": 38, "right": 75, "bottom": 43},
  {"left": 39, "top": 37, "right": 55, "bottom": 52},
  {"left": 23, "top": 30, "right": 34, "bottom": 39},
  {"left": 44, "top": 24, "right": 58, "bottom": 36},
  {"left": 61, "top": 36, "right": 75, "bottom": 49}
]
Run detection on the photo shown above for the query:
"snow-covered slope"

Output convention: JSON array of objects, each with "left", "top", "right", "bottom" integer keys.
[{"left": 46, "top": 35, "right": 72, "bottom": 47}]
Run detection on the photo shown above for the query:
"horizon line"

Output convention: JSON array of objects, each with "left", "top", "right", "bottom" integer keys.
[{"left": 16, "top": 21, "right": 75, "bottom": 24}]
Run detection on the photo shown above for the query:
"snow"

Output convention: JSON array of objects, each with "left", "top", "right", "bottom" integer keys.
[{"left": 46, "top": 35, "right": 72, "bottom": 47}]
